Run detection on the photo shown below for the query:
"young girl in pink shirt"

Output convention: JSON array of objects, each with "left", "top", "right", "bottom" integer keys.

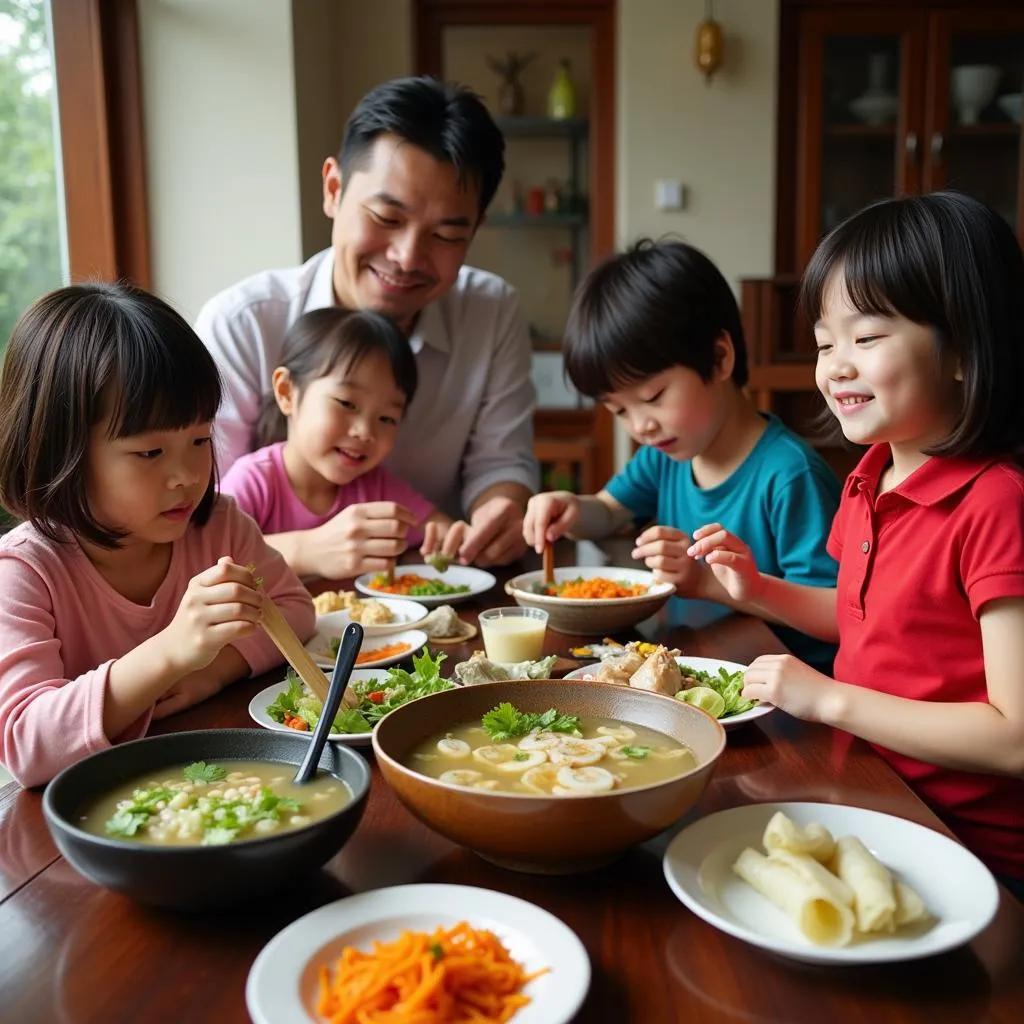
[
  {"left": 220, "top": 307, "right": 465, "bottom": 580},
  {"left": 0, "top": 284, "right": 315, "bottom": 788},
  {"left": 689, "top": 192, "right": 1024, "bottom": 897}
]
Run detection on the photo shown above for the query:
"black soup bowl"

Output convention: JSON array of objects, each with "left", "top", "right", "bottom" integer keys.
[{"left": 42, "top": 729, "right": 370, "bottom": 910}]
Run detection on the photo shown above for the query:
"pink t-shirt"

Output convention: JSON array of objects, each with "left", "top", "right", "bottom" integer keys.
[
  {"left": 220, "top": 442, "right": 435, "bottom": 547},
  {"left": 0, "top": 497, "right": 315, "bottom": 788}
]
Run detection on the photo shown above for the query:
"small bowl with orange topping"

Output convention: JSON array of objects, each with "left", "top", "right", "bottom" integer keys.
[{"left": 504, "top": 566, "right": 674, "bottom": 635}]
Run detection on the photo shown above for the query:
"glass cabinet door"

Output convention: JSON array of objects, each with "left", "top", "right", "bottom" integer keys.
[
  {"left": 926, "top": 14, "right": 1024, "bottom": 238},
  {"left": 795, "top": 10, "right": 926, "bottom": 267}
]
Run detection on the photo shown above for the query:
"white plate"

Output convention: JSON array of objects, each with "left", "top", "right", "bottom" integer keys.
[
  {"left": 564, "top": 656, "right": 773, "bottom": 730},
  {"left": 662, "top": 801, "right": 999, "bottom": 965},
  {"left": 246, "top": 883, "right": 591, "bottom": 1024},
  {"left": 247, "top": 669, "right": 389, "bottom": 747},
  {"left": 355, "top": 564, "right": 497, "bottom": 606},
  {"left": 304, "top": 628, "right": 428, "bottom": 670},
  {"left": 315, "top": 598, "right": 428, "bottom": 638}
]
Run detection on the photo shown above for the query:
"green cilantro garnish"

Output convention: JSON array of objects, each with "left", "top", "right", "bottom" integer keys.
[
  {"left": 512, "top": 752, "right": 530, "bottom": 762},
  {"left": 183, "top": 761, "right": 228, "bottom": 784},
  {"left": 481, "top": 702, "right": 580, "bottom": 741},
  {"left": 619, "top": 745, "right": 652, "bottom": 760},
  {"left": 429, "top": 941, "right": 445, "bottom": 961}
]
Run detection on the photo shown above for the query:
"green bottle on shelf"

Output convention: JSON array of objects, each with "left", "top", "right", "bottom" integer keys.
[{"left": 547, "top": 58, "right": 577, "bottom": 120}]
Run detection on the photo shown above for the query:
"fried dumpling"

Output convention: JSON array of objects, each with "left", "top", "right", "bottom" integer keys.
[
  {"left": 629, "top": 647, "right": 683, "bottom": 696},
  {"left": 453, "top": 651, "right": 511, "bottom": 686},
  {"left": 421, "top": 604, "right": 467, "bottom": 639}
]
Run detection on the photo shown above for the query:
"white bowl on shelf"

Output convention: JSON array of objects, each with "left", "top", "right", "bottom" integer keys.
[
  {"left": 848, "top": 93, "right": 898, "bottom": 127},
  {"left": 951, "top": 65, "right": 1001, "bottom": 124},
  {"left": 997, "top": 92, "right": 1022, "bottom": 124}
]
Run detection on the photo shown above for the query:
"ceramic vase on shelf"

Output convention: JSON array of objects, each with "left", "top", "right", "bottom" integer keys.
[{"left": 548, "top": 58, "right": 577, "bottom": 120}]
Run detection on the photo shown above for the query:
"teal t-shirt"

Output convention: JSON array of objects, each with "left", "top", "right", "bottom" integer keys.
[{"left": 604, "top": 415, "right": 840, "bottom": 671}]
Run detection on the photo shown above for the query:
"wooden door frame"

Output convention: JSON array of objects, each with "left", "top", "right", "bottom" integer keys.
[
  {"left": 414, "top": 0, "right": 616, "bottom": 485},
  {"left": 50, "top": 0, "right": 150, "bottom": 287}
]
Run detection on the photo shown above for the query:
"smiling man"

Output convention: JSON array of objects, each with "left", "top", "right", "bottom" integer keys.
[{"left": 196, "top": 77, "right": 538, "bottom": 569}]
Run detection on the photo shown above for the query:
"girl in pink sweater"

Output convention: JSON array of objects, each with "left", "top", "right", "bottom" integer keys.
[{"left": 0, "top": 284, "right": 315, "bottom": 787}]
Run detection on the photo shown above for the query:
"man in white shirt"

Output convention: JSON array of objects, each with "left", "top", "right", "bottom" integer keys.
[{"left": 197, "top": 77, "right": 539, "bottom": 572}]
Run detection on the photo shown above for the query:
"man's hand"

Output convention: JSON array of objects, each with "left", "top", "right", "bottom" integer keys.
[{"left": 460, "top": 494, "right": 528, "bottom": 567}]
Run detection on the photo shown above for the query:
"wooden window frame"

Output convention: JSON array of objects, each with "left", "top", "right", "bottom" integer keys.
[{"left": 50, "top": 0, "right": 150, "bottom": 287}]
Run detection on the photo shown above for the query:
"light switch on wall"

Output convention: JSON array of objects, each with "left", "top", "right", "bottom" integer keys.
[{"left": 654, "top": 179, "right": 685, "bottom": 211}]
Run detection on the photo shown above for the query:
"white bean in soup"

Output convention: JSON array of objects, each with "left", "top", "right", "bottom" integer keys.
[
  {"left": 406, "top": 718, "right": 696, "bottom": 794},
  {"left": 77, "top": 760, "right": 352, "bottom": 846}
]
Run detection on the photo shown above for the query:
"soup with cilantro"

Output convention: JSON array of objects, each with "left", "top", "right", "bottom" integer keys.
[
  {"left": 405, "top": 704, "right": 697, "bottom": 795},
  {"left": 78, "top": 760, "right": 352, "bottom": 846}
]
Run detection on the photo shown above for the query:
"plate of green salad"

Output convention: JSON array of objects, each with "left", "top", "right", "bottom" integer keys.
[
  {"left": 248, "top": 650, "right": 456, "bottom": 746},
  {"left": 354, "top": 564, "right": 496, "bottom": 606}
]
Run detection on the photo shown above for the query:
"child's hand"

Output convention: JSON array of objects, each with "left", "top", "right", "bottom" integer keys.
[
  {"left": 686, "top": 522, "right": 763, "bottom": 602},
  {"left": 151, "top": 671, "right": 230, "bottom": 720},
  {"left": 631, "top": 525, "right": 707, "bottom": 596},
  {"left": 420, "top": 518, "right": 469, "bottom": 566},
  {"left": 160, "top": 557, "right": 261, "bottom": 675},
  {"left": 741, "top": 654, "right": 838, "bottom": 723},
  {"left": 312, "top": 502, "right": 418, "bottom": 578},
  {"left": 523, "top": 491, "right": 580, "bottom": 553}
]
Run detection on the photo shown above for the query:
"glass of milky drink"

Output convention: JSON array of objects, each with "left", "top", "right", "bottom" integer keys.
[{"left": 478, "top": 607, "right": 549, "bottom": 663}]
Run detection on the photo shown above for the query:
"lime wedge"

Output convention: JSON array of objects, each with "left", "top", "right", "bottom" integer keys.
[{"left": 677, "top": 686, "right": 726, "bottom": 719}]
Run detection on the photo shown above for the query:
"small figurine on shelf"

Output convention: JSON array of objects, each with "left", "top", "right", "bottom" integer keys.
[
  {"left": 547, "top": 58, "right": 577, "bottom": 119},
  {"left": 487, "top": 51, "right": 535, "bottom": 117}
]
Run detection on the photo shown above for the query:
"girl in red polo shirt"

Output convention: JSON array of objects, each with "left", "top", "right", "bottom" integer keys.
[{"left": 688, "top": 191, "right": 1024, "bottom": 898}]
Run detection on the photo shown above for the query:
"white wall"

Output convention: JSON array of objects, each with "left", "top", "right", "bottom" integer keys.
[
  {"left": 137, "top": 0, "right": 303, "bottom": 321},
  {"left": 617, "top": 0, "right": 779, "bottom": 286}
]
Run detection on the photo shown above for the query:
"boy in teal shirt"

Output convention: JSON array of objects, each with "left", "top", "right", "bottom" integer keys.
[{"left": 523, "top": 239, "right": 839, "bottom": 671}]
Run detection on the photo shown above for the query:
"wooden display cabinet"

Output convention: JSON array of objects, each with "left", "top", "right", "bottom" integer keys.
[{"left": 746, "top": 0, "right": 1024, "bottom": 479}]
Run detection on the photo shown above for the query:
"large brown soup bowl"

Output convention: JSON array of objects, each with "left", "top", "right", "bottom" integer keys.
[
  {"left": 372, "top": 679, "right": 725, "bottom": 873},
  {"left": 42, "top": 729, "right": 370, "bottom": 910}
]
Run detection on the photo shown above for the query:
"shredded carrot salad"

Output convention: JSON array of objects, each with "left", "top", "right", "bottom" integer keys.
[
  {"left": 316, "top": 922, "right": 547, "bottom": 1023},
  {"left": 355, "top": 642, "right": 412, "bottom": 665},
  {"left": 544, "top": 577, "right": 648, "bottom": 600}
]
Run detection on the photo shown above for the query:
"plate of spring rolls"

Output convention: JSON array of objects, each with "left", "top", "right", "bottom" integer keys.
[{"left": 663, "top": 802, "right": 999, "bottom": 964}]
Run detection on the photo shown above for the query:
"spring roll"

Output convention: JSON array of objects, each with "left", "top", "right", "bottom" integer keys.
[
  {"left": 762, "top": 812, "right": 837, "bottom": 863},
  {"left": 733, "top": 848, "right": 855, "bottom": 947},
  {"left": 767, "top": 849, "right": 855, "bottom": 909},
  {"left": 830, "top": 835, "right": 897, "bottom": 934},
  {"left": 893, "top": 879, "right": 930, "bottom": 926}
]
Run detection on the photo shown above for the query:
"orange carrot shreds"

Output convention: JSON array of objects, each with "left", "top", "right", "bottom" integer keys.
[
  {"left": 282, "top": 712, "right": 309, "bottom": 731},
  {"left": 553, "top": 577, "right": 648, "bottom": 600},
  {"left": 316, "top": 921, "right": 549, "bottom": 1024},
  {"left": 355, "top": 642, "right": 413, "bottom": 666}
]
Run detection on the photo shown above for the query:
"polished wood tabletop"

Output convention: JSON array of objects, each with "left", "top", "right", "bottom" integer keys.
[{"left": 1, "top": 555, "right": 1022, "bottom": 1024}]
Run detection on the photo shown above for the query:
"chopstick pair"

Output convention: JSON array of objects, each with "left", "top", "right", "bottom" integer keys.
[{"left": 258, "top": 588, "right": 358, "bottom": 710}]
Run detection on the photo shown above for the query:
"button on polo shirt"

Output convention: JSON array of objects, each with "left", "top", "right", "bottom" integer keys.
[{"left": 827, "top": 444, "right": 1024, "bottom": 879}]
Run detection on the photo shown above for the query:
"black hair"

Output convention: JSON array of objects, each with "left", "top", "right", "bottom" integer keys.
[
  {"left": 563, "top": 238, "right": 749, "bottom": 398},
  {"left": 256, "top": 307, "right": 418, "bottom": 447},
  {"left": 339, "top": 75, "right": 505, "bottom": 220},
  {"left": 0, "top": 282, "right": 220, "bottom": 547},
  {"left": 800, "top": 191, "right": 1024, "bottom": 458}
]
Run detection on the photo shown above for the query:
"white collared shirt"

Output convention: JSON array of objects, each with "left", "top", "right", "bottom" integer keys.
[{"left": 195, "top": 249, "right": 539, "bottom": 518}]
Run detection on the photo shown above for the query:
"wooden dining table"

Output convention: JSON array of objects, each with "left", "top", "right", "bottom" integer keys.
[{"left": 1, "top": 552, "right": 1022, "bottom": 1024}]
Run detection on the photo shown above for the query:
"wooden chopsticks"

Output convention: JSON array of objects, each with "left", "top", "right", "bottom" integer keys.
[
  {"left": 542, "top": 544, "right": 555, "bottom": 585},
  {"left": 258, "top": 591, "right": 332, "bottom": 703}
]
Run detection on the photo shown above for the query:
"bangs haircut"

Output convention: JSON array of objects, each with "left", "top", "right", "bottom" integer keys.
[
  {"left": 563, "top": 238, "right": 748, "bottom": 400},
  {"left": 0, "top": 283, "right": 221, "bottom": 547},
  {"left": 800, "top": 191, "right": 1024, "bottom": 458},
  {"left": 256, "top": 308, "right": 418, "bottom": 448}
]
